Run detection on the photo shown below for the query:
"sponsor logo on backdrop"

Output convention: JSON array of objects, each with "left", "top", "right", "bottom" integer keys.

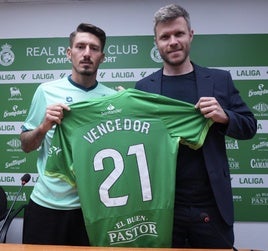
[
  {"left": 3, "top": 105, "right": 27, "bottom": 119},
  {"left": 240, "top": 176, "right": 264, "bottom": 185},
  {"left": 248, "top": 84, "right": 268, "bottom": 97},
  {"left": 228, "top": 157, "right": 240, "bottom": 170},
  {"left": 0, "top": 173, "right": 38, "bottom": 186},
  {"left": 231, "top": 174, "right": 268, "bottom": 188},
  {"left": 251, "top": 84, "right": 268, "bottom": 117},
  {"left": 0, "top": 43, "right": 15, "bottom": 66},
  {"left": 5, "top": 157, "right": 26, "bottom": 170},
  {"left": 0, "top": 70, "right": 70, "bottom": 83},
  {"left": 111, "top": 71, "right": 134, "bottom": 79},
  {"left": 252, "top": 102, "right": 268, "bottom": 117},
  {"left": 239, "top": 175, "right": 264, "bottom": 187},
  {"left": 0, "top": 174, "right": 15, "bottom": 183},
  {"left": 257, "top": 120, "right": 268, "bottom": 134},
  {"left": 217, "top": 67, "right": 268, "bottom": 80},
  {"left": 7, "top": 192, "right": 27, "bottom": 202},
  {"left": 251, "top": 192, "right": 268, "bottom": 205},
  {"left": 32, "top": 72, "right": 55, "bottom": 80},
  {"left": 236, "top": 68, "right": 261, "bottom": 77},
  {"left": 0, "top": 122, "right": 23, "bottom": 134},
  {"left": 225, "top": 139, "right": 239, "bottom": 149},
  {"left": 8, "top": 86, "right": 23, "bottom": 101},
  {"left": 233, "top": 194, "right": 242, "bottom": 202},
  {"left": 0, "top": 73, "right": 15, "bottom": 81},
  {"left": 250, "top": 158, "right": 268, "bottom": 169},
  {"left": 6, "top": 138, "right": 22, "bottom": 152},
  {"left": 251, "top": 138, "right": 268, "bottom": 151},
  {"left": 0, "top": 124, "right": 16, "bottom": 133}
]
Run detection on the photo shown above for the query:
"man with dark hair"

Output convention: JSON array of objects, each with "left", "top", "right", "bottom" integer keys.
[
  {"left": 69, "top": 23, "right": 106, "bottom": 51},
  {"left": 21, "top": 23, "right": 116, "bottom": 245},
  {"left": 136, "top": 4, "right": 257, "bottom": 249}
]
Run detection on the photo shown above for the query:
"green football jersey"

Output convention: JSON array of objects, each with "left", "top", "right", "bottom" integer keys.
[
  {"left": 22, "top": 75, "right": 116, "bottom": 210},
  {"left": 45, "top": 88, "right": 213, "bottom": 247},
  {"left": 21, "top": 76, "right": 116, "bottom": 209}
]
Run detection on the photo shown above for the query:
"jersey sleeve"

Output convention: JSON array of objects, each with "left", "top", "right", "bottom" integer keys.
[
  {"left": 161, "top": 102, "right": 213, "bottom": 150},
  {"left": 127, "top": 89, "right": 213, "bottom": 150}
]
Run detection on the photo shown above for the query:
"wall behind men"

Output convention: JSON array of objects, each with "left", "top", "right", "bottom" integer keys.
[
  {"left": 0, "top": 0, "right": 268, "bottom": 38},
  {"left": 0, "top": 0, "right": 268, "bottom": 250}
]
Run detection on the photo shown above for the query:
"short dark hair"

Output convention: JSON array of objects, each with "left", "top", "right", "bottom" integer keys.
[{"left": 69, "top": 23, "right": 106, "bottom": 51}]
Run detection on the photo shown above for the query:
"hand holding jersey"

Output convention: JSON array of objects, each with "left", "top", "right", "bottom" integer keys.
[
  {"left": 45, "top": 89, "right": 213, "bottom": 247},
  {"left": 195, "top": 97, "right": 229, "bottom": 124}
]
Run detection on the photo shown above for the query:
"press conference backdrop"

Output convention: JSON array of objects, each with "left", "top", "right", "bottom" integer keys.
[{"left": 0, "top": 34, "right": 267, "bottom": 221}]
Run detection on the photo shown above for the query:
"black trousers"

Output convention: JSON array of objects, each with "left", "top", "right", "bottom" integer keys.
[
  {"left": 172, "top": 205, "right": 234, "bottom": 248},
  {"left": 23, "top": 199, "right": 90, "bottom": 246}
]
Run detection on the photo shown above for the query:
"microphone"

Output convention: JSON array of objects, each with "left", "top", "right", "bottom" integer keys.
[
  {"left": 21, "top": 173, "right": 31, "bottom": 185},
  {"left": 0, "top": 174, "right": 31, "bottom": 233},
  {"left": 200, "top": 212, "right": 238, "bottom": 251}
]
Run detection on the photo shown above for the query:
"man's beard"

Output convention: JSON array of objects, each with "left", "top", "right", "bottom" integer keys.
[
  {"left": 76, "top": 66, "right": 97, "bottom": 76},
  {"left": 159, "top": 47, "right": 190, "bottom": 67},
  {"left": 80, "top": 70, "right": 95, "bottom": 76},
  {"left": 161, "top": 53, "right": 188, "bottom": 67}
]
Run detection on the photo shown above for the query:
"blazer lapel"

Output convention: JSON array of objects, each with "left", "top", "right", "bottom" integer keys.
[{"left": 193, "top": 64, "right": 214, "bottom": 98}]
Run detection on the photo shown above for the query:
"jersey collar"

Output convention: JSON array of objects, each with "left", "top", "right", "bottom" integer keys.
[{"left": 68, "top": 75, "right": 98, "bottom": 92}]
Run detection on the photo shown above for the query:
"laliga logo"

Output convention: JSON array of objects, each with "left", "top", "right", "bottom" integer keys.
[{"left": 0, "top": 43, "right": 15, "bottom": 66}]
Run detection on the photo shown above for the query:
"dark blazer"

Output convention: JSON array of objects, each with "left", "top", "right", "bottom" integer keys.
[{"left": 135, "top": 63, "right": 257, "bottom": 226}]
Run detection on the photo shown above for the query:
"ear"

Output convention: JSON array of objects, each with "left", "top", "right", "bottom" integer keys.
[
  {"left": 66, "top": 47, "right": 72, "bottom": 60},
  {"left": 189, "top": 29, "right": 194, "bottom": 42}
]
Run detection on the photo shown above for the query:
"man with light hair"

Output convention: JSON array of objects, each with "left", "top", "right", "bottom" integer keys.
[{"left": 136, "top": 4, "right": 257, "bottom": 249}]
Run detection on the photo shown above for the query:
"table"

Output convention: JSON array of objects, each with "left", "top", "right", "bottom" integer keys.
[{"left": 0, "top": 244, "right": 237, "bottom": 251}]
